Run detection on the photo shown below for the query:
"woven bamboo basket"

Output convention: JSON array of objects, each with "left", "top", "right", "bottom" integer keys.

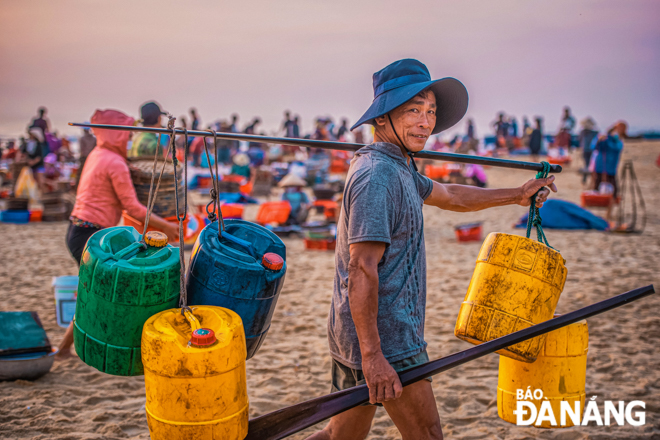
[{"left": 128, "top": 158, "right": 184, "bottom": 218}]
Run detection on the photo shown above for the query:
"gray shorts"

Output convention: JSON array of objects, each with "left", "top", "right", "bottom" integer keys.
[{"left": 331, "top": 350, "right": 432, "bottom": 406}]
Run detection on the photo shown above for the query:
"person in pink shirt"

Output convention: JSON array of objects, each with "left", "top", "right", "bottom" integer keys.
[{"left": 57, "top": 109, "right": 179, "bottom": 359}]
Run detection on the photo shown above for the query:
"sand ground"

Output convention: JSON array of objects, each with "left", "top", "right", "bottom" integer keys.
[{"left": 1, "top": 142, "right": 659, "bottom": 439}]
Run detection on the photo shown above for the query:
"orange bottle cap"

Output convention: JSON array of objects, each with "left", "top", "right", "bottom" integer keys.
[
  {"left": 144, "top": 231, "right": 168, "bottom": 248},
  {"left": 262, "top": 252, "right": 284, "bottom": 271},
  {"left": 190, "top": 328, "right": 216, "bottom": 347}
]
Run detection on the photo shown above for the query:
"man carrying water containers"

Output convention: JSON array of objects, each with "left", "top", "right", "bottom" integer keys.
[{"left": 307, "top": 59, "right": 558, "bottom": 440}]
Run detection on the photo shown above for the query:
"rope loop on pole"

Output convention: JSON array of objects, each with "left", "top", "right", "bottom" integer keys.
[
  {"left": 525, "top": 161, "right": 555, "bottom": 250},
  {"left": 205, "top": 197, "right": 217, "bottom": 222}
]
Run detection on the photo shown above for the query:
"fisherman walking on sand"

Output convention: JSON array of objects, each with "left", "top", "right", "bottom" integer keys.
[{"left": 307, "top": 59, "right": 557, "bottom": 440}]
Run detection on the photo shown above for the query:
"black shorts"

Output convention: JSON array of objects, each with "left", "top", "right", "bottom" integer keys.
[
  {"left": 331, "top": 350, "right": 432, "bottom": 407},
  {"left": 66, "top": 223, "right": 102, "bottom": 266}
]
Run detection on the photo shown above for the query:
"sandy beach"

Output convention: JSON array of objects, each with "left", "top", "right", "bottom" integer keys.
[{"left": 1, "top": 141, "right": 659, "bottom": 440}]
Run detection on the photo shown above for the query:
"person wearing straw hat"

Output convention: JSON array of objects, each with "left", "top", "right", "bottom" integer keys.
[
  {"left": 313, "top": 59, "right": 558, "bottom": 440},
  {"left": 231, "top": 152, "right": 251, "bottom": 179},
  {"left": 279, "top": 172, "right": 310, "bottom": 224},
  {"left": 578, "top": 117, "right": 599, "bottom": 183},
  {"left": 16, "top": 127, "right": 49, "bottom": 193}
]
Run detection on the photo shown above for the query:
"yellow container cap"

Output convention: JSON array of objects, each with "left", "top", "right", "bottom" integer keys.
[{"left": 144, "top": 231, "right": 168, "bottom": 247}]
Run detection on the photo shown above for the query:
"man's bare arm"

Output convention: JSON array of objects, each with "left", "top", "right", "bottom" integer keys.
[
  {"left": 348, "top": 241, "right": 403, "bottom": 404},
  {"left": 424, "top": 176, "right": 557, "bottom": 212}
]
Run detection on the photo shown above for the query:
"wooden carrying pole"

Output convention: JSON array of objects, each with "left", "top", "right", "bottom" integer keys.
[
  {"left": 245, "top": 285, "right": 655, "bottom": 440},
  {"left": 69, "top": 122, "right": 563, "bottom": 174}
]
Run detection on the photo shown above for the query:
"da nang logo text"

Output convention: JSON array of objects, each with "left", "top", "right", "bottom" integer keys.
[{"left": 513, "top": 388, "right": 646, "bottom": 427}]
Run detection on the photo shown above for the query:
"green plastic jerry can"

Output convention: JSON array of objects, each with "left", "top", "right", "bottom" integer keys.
[{"left": 73, "top": 227, "right": 180, "bottom": 376}]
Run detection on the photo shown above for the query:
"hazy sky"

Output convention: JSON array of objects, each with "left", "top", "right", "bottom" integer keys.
[{"left": 1, "top": 0, "right": 659, "bottom": 140}]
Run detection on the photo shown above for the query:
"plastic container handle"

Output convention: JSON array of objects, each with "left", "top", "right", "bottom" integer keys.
[
  {"left": 111, "top": 242, "right": 145, "bottom": 261},
  {"left": 221, "top": 231, "right": 257, "bottom": 259},
  {"left": 183, "top": 308, "right": 201, "bottom": 331}
]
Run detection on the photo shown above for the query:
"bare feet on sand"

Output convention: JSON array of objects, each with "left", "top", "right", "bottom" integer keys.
[{"left": 54, "top": 348, "right": 74, "bottom": 361}]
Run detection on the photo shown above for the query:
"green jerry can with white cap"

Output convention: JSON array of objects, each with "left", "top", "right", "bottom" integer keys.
[{"left": 73, "top": 227, "right": 180, "bottom": 376}]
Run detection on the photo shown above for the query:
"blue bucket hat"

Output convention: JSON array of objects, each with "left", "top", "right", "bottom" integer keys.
[{"left": 351, "top": 59, "right": 469, "bottom": 135}]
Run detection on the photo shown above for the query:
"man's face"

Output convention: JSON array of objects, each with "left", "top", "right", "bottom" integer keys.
[{"left": 388, "top": 90, "right": 437, "bottom": 152}]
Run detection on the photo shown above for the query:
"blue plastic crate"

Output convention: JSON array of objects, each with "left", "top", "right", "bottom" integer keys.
[{"left": 0, "top": 210, "right": 30, "bottom": 224}]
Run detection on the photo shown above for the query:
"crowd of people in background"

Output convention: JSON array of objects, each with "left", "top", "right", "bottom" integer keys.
[
  {"left": 0, "top": 107, "right": 83, "bottom": 194},
  {"left": 480, "top": 106, "right": 627, "bottom": 197},
  {"left": 0, "top": 102, "right": 630, "bottom": 203}
]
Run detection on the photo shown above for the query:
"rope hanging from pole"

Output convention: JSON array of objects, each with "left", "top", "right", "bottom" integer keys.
[
  {"left": 201, "top": 129, "right": 225, "bottom": 236},
  {"left": 214, "top": 130, "right": 223, "bottom": 235},
  {"left": 141, "top": 117, "right": 176, "bottom": 244},
  {"left": 170, "top": 125, "right": 190, "bottom": 313},
  {"left": 525, "top": 161, "right": 555, "bottom": 250}
]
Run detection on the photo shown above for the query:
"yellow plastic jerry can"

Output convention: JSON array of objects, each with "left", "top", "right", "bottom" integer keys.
[
  {"left": 454, "top": 233, "right": 567, "bottom": 362},
  {"left": 497, "top": 317, "right": 589, "bottom": 428},
  {"left": 142, "top": 306, "right": 248, "bottom": 440}
]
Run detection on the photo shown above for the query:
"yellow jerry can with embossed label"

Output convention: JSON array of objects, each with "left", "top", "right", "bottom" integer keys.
[
  {"left": 497, "top": 316, "right": 588, "bottom": 428},
  {"left": 454, "top": 233, "right": 567, "bottom": 362},
  {"left": 142, "top": 306, "right": 248, "bottom": 440}
]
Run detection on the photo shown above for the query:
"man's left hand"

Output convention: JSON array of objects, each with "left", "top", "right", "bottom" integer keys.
[{"left": 518, "top": 176, "right": 558, "bottom": 208}]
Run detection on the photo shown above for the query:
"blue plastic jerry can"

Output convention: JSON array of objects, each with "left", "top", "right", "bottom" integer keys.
[{"left": 186, "top": 219, "right": 286, "bottom": 359}]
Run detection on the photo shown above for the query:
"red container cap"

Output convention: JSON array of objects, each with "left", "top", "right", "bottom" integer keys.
[
  {"left": 190, "top": 328, "right": 216, "bottom": 347},
  {"left": 262, "top": 252, "right": 284, "bottom": 271}
]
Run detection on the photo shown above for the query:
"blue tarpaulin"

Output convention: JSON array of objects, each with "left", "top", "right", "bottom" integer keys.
[
  {"left": 515, "top": 199, "right": 609, "bottom": 231},
  {"left": 217, "top": 193, "right": 258, "bottom": 204}
]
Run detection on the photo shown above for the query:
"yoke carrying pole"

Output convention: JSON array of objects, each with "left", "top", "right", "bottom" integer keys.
[
  {"left": 69, "top": 122, "right": 563, "bottom": 173},
  {"left": 245, "top": 284, "right": 655, "bottom": 440}
]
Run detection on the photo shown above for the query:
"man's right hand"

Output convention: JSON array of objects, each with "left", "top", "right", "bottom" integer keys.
[{"left": 362, "top": 351, "right": 403, "bottom": 404}]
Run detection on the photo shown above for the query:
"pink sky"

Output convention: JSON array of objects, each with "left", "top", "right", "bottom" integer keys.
[{"left": 1, "top": 0, "right": 659, "bottom": 140}]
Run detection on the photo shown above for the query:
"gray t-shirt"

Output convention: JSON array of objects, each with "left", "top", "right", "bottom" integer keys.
[{"left": 328, "top": 142, "right": 434, "bottom": 369}]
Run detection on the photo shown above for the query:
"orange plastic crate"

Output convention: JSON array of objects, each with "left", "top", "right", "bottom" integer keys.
[
  {"left": 240, "top": 179, "right": 253, "bottom": 195},
  {"left": 304, "top": 238, "right": 336, "bottom": 251},
  {"left": 425, "top": 164, "right": 450, "bottom": 180},
  {"left": 330, "top": 159, "right": 349, "bottom": 174},
  {"left": 312, "top": 200, "right": 339, "bottom": 220},
  {"left": 256, "top": 201, "right": 291, "bottom": 225},
  {"left": 220, "top": 203, "right": 244, "bottom": 219},
  {"left": 29, "top": 210, "right": 43, "bottom": 222},
  {"left": 324, "top": 206, "right": 338, "bottom": 221},
  {"left": 454, "top": 223, "right": 482, "bottom": 242},
  {"left": 197, "top": 176, "right": 213, "bottom": 189},
  {"left": 222, "top": 174, "right": 247, "bottom": 184},
  {"left": 196, "top": 203, "right": 244, "bottom": 219},
  {"left": 580, "top": 191, "right": 612, "bottom": 207},
  {"left": 548, "top": 156, "right": 571, "bottom": 165}
]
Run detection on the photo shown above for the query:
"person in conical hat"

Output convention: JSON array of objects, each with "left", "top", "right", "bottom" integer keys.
[
  {"left": 278, "top": 172, "right": 307, "bottom": 188},
  {"left": 230, "top": 153, "right": 251, "bottom": 179},
  {"left": 279, "top": 173, "right": 309, "bottom": 224},
  {"left": 313, "top": 58, "right": 558, "bottom": 440},
  {"left": 578, "top": 117, "right": 599, "bottom": 182},
  {"left": 580, "top": 117, "right": 596, "bottom": 131},
  {"left": 233, "top": 152, "right": 250, "bottom": 166}
]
